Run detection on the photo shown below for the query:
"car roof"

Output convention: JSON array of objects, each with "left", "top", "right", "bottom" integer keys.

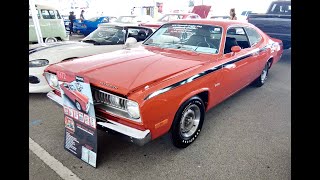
[
  {"left": 34, "top": 4, "right": 59, "bottom": 10},
  {"left": 164, "top": 13, "right": 198, "bottom": 16},
  {"left": 99, "top": 23, "right": 151, "bottom": 29},
  {"left": 169, "top": 19, "right": 253, "bottom": 28}
]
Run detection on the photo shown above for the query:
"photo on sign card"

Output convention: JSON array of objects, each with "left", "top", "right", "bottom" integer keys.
[
  {"left": 64, "top": 107, "right": 69, "bottom": 115},
  {"left": 68, "top": 107, "right": 73, "bottom": 117},
  {"left": 65, "top": 116, "right": 75, "bottom": 132},
  {"left": 74, "top": 110, "right": 79, "bottom": 120},
  {"left": 79, "top": 112, "right": 84, "bottom": 122},
  {"left": 84, "top": 114, "right": 90, "bottom": 125},
  {"left": 90, "top": 117, "right": 96, "bottom": 128}
]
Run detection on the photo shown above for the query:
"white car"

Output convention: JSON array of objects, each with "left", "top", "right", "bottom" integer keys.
[
  {"left": 112, "top": 15, "right": 154, "bottom": 26},
  {"left": 29, "top": 24, "right": 154, "bottom": 93},
  {"left": 238, "top": 10, "right": 252, "bottom": 21}
]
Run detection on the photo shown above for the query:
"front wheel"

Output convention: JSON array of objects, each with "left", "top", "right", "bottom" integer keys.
[
  {"left": 171, "top": 96, "right": 205, "bottom": 148},
  {"left": 75, "top": 100, "right": 82, "bottom": 111}
]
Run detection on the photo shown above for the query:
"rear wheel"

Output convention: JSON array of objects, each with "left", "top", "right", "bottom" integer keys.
[
  {"left": 44, "top": 37, "right": 58, "bottom": 43},
  {"left": 252, "top": 61, "right": 271, "bottom": 87},
  {"left": 171, "top": 96, "right": 205, "bottom": 148}
]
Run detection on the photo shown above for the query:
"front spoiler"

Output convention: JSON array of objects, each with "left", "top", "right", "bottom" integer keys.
[{"left": 46, "top": 91, "right": 151, "bottom": 146}]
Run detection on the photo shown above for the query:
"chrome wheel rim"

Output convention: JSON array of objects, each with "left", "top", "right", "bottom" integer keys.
[
  {"left": 180, "top": 104, "right": 201, "bottom": 138},
  {"left": 261, "top": 64, "right": 268, "bottom": 83},
  {"left": 47, "top": 39, "right": 55, "bottom": 43},
  {"left": 76, "top": 102, "right": 81, "bottom": 111}
]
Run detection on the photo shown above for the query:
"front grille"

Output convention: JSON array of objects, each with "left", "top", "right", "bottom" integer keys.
[
  {"left": 92, "top": 87, "right": 127, "bottom": 111},
  {"left": 29, "top": 75, "right": 40, "bottom": 84}
]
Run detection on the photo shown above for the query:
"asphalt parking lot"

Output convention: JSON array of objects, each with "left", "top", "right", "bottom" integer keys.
[{"left": 29, "top": 46, "right": 291, "bottom": 179}]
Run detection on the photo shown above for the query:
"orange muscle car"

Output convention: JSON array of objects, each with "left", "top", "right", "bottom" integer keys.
[{"left": 44, "top": 19, "right": 283, "bottom": 148}]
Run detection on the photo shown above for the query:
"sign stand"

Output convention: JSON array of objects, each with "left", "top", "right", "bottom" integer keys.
[{"left": 59, "top": 75, "right": 98, "bottom": 168}]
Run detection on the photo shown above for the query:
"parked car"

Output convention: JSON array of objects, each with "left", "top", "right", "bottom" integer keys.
[
  {"left": 62, "top": 15, "right": 70, "bottom": 31},
  {"left": 207, "top": 15, "right": 230, "bottom": 20},
  {"left": 29, "top": 24, "right": 154, "bottom": 93},
  {"left": 60, "top": 82, "right": 89, "bottom": 113},
  {"left": 113, "top": 15, "right": 154, "bottom": 26},
  {"left": 29, "top": 4, "right": 68, "bottom": 43},
  {"left": 73, "top": 16, "right": 117, "bottom": 36},
  {"left": 140, "top": 13, "right": 201, "bottom": 29},
  {"left": 44, "top": 19, "right": 283, "bottom": 148},
  {"left": 247, "top": 0, "right": 291, "bottom": 49},
  {"left": 238, "top": 10, "right": 252, "bottom": 21}
]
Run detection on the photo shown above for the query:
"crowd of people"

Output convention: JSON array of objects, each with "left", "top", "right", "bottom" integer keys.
[
  {"left": 67, "top": 8, "right": 238, "bottom": 36},
  {"left": 68, "top": 10, "right": 85, "bottom": 36}
]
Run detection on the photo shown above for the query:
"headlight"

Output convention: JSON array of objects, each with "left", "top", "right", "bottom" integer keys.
[
  {"left": 29, "top": 59, "right": 49, "bottom": 67},
  {"left": 44, "top": 72, "right": 59, "bottom": 90},
  {"left": 126, "top": 100, "right": 140, "bottom": 119}
]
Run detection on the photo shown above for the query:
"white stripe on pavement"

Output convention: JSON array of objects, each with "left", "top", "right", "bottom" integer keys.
[{"left": 29, "top": 137, "right": 81, "bottom": 180}]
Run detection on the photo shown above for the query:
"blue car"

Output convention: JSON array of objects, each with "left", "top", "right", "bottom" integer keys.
[{"left": 73, "top": 16, "right": 117, "bottom": 36}]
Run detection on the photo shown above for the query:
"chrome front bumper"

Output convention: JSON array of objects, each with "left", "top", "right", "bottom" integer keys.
[
  {"left": 46, "top": 91, "right": 151, "bottom": 146},
  {"left": 96, "top": 116, "right": 151, "bottom": 146}
]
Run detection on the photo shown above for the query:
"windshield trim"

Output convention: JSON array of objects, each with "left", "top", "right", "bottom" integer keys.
[{"left": 142, "top": 23, "right": 225, "bottom": 55}]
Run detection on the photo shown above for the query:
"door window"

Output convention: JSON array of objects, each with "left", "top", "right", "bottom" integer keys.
[{"left": 244, "top": 27, "right": 262, "bottom": 47}]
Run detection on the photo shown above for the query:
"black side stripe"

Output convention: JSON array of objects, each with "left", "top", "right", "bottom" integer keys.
[
  {"left": 29, "top": 43, "right": 73, "bottom": 55},
  {"left": 143, "top": 48, "right": 268, "bottom": 100}
]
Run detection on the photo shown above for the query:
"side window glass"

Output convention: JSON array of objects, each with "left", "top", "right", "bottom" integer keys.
[
  {"left": 244, "top": 27, "right": 262, "bottom": 46},
  {"left": 55, "top": 10, "right": 61, "bottom": 19},
  {"left": 128, "top": 28, "right": 150, "bottom": 42},
  {"left": 224, "top": 27, "right": 251, "bottom": 54},
  {"left": 48, "top": 10, "right": 56, "bottom": 19},
  {"left": 41, "top": 10, "right": 51, "bottom": 19},
  {"left": 101, "top": 17, "right": 109, "bottom": 23}
]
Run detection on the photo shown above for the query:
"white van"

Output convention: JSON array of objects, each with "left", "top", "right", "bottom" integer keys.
[{"left": 29, "top": 4, "right": 69, "bottom": 43}]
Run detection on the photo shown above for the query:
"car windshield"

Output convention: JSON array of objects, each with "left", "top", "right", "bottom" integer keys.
[
  {"left": 115, "top": 16, "right": 136, "bottom": 23},
  {"left": 82, "top": 26, "right": 126, "bottom": 45},
  {"left": 158, "top": 14, "right": 186, "bottom": 22},
  {"left": 88, "top": 17, "right": 99, "bottom": 21},
  {"left": 143, "top": 23, "right": 222, "bottom": 54}
]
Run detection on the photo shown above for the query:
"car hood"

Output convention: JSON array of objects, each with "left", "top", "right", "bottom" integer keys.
[
  {"left": 50, "top": 46, "right": 208, "bottom": 96},
  {"left": 29, "top": 41, "right": 94, "bottom": 56},
  {"left": 29, "top": 41, "right": 127, "bottom": 63}
]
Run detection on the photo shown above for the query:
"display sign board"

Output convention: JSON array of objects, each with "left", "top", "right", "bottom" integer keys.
[{"left": 58, "top": 74, "right": 97, "bottom": 168}]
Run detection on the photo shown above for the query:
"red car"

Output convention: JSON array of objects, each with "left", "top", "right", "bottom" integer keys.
[
  {"left": 60, "top": 82, "right": 90, "bottom": 113},
  {"left": 140, "top": 13, "right": 201, "bottom": 29},
  {"left": 45, "top": 19, "right": 283, "bottom": 148}
]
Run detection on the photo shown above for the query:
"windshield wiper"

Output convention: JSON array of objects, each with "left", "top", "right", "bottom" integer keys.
[{"left": 82, "top": 39, "right": 98, "bottom": 44}]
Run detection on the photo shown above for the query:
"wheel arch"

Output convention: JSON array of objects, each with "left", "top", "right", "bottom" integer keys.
[{"left": 178, "top": 88, "right": 210, "bottom": 112}]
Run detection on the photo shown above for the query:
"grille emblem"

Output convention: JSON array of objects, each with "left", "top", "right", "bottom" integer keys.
[{"left": 99, "top": 82, "right": 118, "bottom": 89}]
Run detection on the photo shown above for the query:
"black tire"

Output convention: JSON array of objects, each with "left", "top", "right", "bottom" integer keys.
[
  {"left": 252, "top": 61, "right": 271, "bottom": 87},
  {"left": 171, "top": 96, "right": 205, "bottom": 148},
  {"left": 75, "top": 100, "right": 82, "bottom": 111},
  {"left": 44, "top": 37, "right": 58, "bottom": 43}
]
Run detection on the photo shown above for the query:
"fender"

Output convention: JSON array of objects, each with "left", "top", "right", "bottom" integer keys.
[{"left": 178, "top": 88, "right": 210, "bottom": 112}]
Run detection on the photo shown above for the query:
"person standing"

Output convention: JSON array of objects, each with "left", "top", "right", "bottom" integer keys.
[
  {"left": 80, "top": 10, "right": 85, "bottom": 22},
  {"left": 230, "top": 8, "right": 237, "bottom": 20},
  {"left": 68, "top": 11, "right": 76, "bottom": 36}
]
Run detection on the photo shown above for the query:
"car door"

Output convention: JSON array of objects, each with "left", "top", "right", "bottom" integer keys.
[
  {"left": 244, "top": 26, "right": 269, "bottom": 80},
  {"left": 219, "top": 26, "right": 256, "bottom": 97}
]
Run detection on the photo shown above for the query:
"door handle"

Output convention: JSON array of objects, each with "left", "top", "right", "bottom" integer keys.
[{"left": 224, "top": 64, "right": 236, "bottom": 69}]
